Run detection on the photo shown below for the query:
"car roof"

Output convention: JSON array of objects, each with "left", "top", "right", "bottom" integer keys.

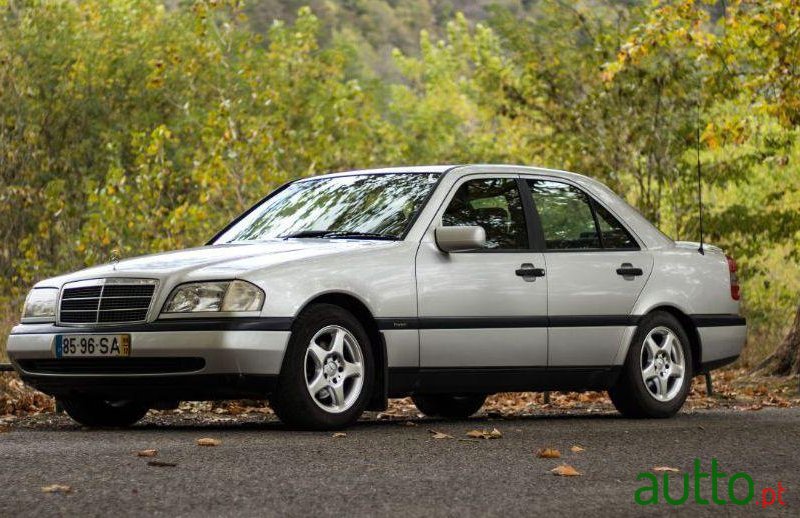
[
  {"left": 295, "top": 165, "right": 457, "bottom": 180},
  {"left": 298, "top": 164, "right": 594, "bottom": 182}
]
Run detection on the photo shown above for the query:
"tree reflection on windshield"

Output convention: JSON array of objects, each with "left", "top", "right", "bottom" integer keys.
[{"left": 215, "top": 173, "right": 440, "bottom": 243}]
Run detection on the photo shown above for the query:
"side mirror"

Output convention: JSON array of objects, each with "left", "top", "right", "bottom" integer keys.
[{"left": 435, "top": 226, "right": 486, "bottom": 253}]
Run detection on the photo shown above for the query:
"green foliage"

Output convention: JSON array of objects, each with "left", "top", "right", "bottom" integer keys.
[
  {"left": 2, "top": 0, "right": 392, "bottom": 290},
  {"left": 606, "top": 0, "right": 800, "bottom": 361}
]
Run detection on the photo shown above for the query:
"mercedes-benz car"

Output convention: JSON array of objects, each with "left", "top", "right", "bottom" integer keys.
[{"left": 7, "top": 165, "right": 746, "bottom": 429}]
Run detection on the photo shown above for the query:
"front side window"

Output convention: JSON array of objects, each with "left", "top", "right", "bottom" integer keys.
[
  {"left": 214, "top": 173, "right": 440, "bottom": 243},
  {"left": 528, "top": 179, "right": 637, "bottom": 250},
  {"left": 442, "top": 178, "right": 528, "bottom": 250}
]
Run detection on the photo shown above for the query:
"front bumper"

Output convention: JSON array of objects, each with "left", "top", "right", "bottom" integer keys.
[{"left": 7, "top": 324, "right": 291, "bottom": 399}]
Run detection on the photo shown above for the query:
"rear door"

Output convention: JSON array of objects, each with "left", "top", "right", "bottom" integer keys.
[{"left": 523, "top": 177, "right": 653, "bottom": 366}]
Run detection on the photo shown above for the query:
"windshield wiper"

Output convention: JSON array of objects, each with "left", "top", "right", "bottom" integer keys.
[
  {"left": 323, "top": 231, "right": 399, "bottom": 240},
  {"left": 281, "top": 230, "right": 398, "bottom": 240},
  {"left": 280, "top": 230, "right": 332, "bottom": 239}
]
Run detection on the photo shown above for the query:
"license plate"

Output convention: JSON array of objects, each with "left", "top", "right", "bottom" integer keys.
[{"left": 55, "top": 334, "right": 131, "bottom": 358}]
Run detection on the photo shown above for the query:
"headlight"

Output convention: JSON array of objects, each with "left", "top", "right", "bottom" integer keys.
[
  {"left": 21, "top": 288, "right": 59, "bottom": 323},
  {"left": 163, "top": 280, "right": 264, "bottom": 314}
]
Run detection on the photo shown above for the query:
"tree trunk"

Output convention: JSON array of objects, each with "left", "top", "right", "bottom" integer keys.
[{"left": 754, "top": 303, "right": 800, "bottom": 376}]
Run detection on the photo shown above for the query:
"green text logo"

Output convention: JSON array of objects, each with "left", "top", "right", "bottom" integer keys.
[{"left": 635, "top": 458, "right": 787, "bottom": 508}]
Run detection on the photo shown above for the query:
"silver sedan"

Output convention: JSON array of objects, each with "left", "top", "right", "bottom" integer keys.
[{"left": 8, "top": 165, "right": 746, "bottom": 429}]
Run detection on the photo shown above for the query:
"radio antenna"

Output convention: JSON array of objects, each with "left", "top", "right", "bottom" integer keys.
[{"left": 696, "top": 100, "right": 705, "bottom": 255}]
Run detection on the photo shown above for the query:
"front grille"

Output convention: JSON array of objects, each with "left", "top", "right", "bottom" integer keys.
[
  {"left": 62, "top": 286, "right": 102, "bottom": 299},
  {"left": 61, "top": 299, "right": 101, "bottom": 311},
  {"left": 59, "top": 279, "right": 157, "bottom": 325},
  {"left": 18, "top": 357, "right": 205, "bottom": 375},
  {"left": 103, "top": 285, "right": 156, "bottom": 298}
]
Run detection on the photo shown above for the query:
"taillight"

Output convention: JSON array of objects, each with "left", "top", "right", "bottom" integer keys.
[{"left": 726, "top": 255, "right": 740, "bottom": 300}]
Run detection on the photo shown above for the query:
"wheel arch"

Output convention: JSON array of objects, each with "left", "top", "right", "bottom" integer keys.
[
  {"left": 294, "top": 292, "right": 388, "bottom": 411},
  {"left": 640, "top": 304, "right": 702, "bottom": 375}
]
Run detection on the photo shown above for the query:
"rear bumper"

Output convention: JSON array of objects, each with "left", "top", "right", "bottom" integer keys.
[
  {"left": 697, "top": 322, "right": 746, "bottom": 369},
  {"left": 7, "top": 324, "right": 290, "bottom": 399}
]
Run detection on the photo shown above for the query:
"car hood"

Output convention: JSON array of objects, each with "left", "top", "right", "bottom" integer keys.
[{"left": 38, "top": 239, "right": 397, "bottom": 287}]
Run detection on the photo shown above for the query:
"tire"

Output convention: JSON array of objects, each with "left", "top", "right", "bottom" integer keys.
[
  {"left": 609, "top": 311, "right": 693, "bottom": 418},
  {"left": 59, "top": 398, "right": 148, "bottom": 428},
  {"left": 271, "top": 304, "right": 374, "bottom": 430},
  {"left": 412, "top": 394, "right": 487, "bottom": 419}
]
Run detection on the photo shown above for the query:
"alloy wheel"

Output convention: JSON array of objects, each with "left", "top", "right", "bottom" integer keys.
[
  {"left": 304, "top": 325, "right": 364, "bottom": 413},
  {"left": 639, "top": 326, "right": 686, "bottom": 402}
]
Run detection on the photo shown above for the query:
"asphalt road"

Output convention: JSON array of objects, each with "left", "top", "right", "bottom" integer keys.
[{"left": 1, "top": 408, "right": 798, "bottom": 517}]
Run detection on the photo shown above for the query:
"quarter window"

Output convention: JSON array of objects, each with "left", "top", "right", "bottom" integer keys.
[
  {"left": 528, "top": 179, "right": 637, "bottom": 250},
  {"left": 594, "top": 202, "right": 638, "bottom": 249},
  {"left": 442, "top": 178, "right": 528, "bottom": 250}
]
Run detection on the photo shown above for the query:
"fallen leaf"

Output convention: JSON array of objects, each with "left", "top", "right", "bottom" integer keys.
[
  {"left": 41, "top": 484, "right": 72, "bottom": 494},
  {"left": 428, "top": 429, "right": 453, "bottom": 439},
  {"left": 465, "top": 428, "right": 502, "bottom": 439},
  {"left": 537, "top": 448, "right": 561, "bottom": 459},
  {"left": 570, "top": 445, "right": 585, "bottom": 453},
  {"left": 551, "top": 464, "right": 581, "bottom": 477},
  {"left": 653, "top": 466, "right": 680, "bottom": 473},
  {"left": 135, "top": 449, "right": 158, "bottom": 457},
  {"left": 332, "top": 432, "right": 347, "bottom": 438},
  {"left": 0, "top": 424, "right": 9, "bottom": 433},
  {"left": 196, "top": 437, "right": 221, "bottom": 447},
  {"left": 147, "top": 460, "right": 178, "bottom": 467},
  {"left": 402, "top": 421, "right": 418, "bottom": 427}
]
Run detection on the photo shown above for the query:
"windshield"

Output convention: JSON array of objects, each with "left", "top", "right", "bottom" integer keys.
[{"left": 214, "top": 173, "right": 440, "bottom": 243}]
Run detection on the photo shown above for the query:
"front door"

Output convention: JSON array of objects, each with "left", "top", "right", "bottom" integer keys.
[
  {"left": 416, "top": 175, "right": 548, "bottom": 373},
  {"left": 524, "top": 178, "right": 653, "bottom": 366}
]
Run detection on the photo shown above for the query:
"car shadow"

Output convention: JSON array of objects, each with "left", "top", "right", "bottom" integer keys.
[{"left": 14, "top": 408, "right": 650, "bottom": 433}]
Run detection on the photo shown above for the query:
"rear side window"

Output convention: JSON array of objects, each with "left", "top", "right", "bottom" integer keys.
[
  {"left": 528, "top": 180, "right": 599, "bottom": 249},
  {"left": 442, "top": 178, "right": 528, "bottom": 250},
  {"left": 528, "top": 179, "right": 638, "bottom": 250}
]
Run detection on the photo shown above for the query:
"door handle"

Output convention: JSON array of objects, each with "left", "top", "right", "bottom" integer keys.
[
  {"left": 616, "top": 263, "right": 643, "bottom": 277},
  {"left": 515, "top": 263, "right": 545, "bottom": 279}
]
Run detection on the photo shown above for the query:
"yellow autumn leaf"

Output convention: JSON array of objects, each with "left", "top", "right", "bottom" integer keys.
[
  {"left": 466, "top": 428, "right": 502, "bottom": 439},
  {"left": 551, "top": 464, "right": 581, "bottom": 477},
  {"left": 537, "top": 448, "right": 561, "bottom": 459},
  {"left": 428, "top": 429, "right": 453, "bottom": 439},
  {"left": 136, "top": 449, "right": 158, "bottom": 457}
]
